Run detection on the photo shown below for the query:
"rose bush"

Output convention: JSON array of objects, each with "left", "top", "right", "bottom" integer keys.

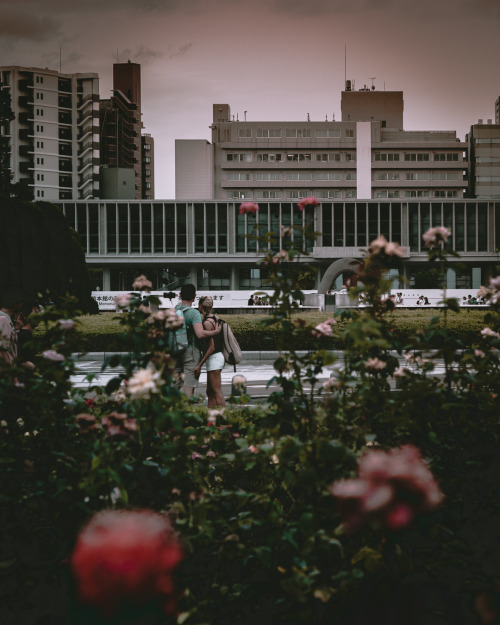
[{"left": 1, "top": 207, "right": 500, "bottom": 625}]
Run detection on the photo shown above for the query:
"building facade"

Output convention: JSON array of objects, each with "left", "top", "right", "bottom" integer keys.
[
  {"left": 1, "top": 66, "right": 100, "bottom": 200},
  {"left": 176, "top": 90, "right": 468, "bottom": 202},
  {"left": 467, "top": 120, "right": 500, "bottom": 198},
  {"left": 1, "top": 62, "right": 155, "bottom": 201},
  {"left": 57, "top": 199, "right": 500, "bottom": 293}
]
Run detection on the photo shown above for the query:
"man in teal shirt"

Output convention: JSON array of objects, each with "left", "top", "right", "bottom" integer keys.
[{"left": 175, "top": 284, "right": 221, "bottom": 397}]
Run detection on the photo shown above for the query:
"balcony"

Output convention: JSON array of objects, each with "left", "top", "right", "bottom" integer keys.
[
  {"left": 18, "top": 95, "right": 34, "bottom": 108},
  {"left": 18, "top": 77, "right": 34, "bottom": 91}
]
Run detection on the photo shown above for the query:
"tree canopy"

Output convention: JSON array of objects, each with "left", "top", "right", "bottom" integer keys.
[{"left": 0, "top": 198, "right": 98, "bottom": 313}]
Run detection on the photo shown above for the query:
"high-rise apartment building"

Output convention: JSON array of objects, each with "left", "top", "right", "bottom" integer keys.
[
  {"left": 0, "top": 66, "right": 100, "bottom": 200},
  {"left": 142, "top": 133, "right": 155, "bottom": 199},
  {"left": 176, "top": 87, "right": 467, "bottom": 202},
  {"left": 99, "top": 61, "right": 154, "bottom": 199},
  {"left": 467, "top": 119, "right": 500, "bottom": 198}
]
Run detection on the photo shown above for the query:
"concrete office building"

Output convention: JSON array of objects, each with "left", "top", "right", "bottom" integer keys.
[
  {"left": 176, "top": 87, "right": 467, "bottom": 202},
  {"left": 0, "top": 66, "right": 100, "bottom": 200}
]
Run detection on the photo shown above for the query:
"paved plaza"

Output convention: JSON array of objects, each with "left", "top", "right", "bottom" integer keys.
[{"left": 71, "top": 351, "right": 448, "bottom": 402}]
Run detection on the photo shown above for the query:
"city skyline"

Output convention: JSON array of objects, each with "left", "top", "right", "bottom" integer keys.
[{"left": 1, "top": 0, "right": 500, "bottom": 198}]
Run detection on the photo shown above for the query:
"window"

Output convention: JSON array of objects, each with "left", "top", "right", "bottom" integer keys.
[
  {"left": 286, "top": 190, "right": 311, "bottom": 199},
  {"left": 256, "top": 153, "right": 282, "bottom": 162},
  {"left": 286, "top": 172, "right": 312, "bottom": 180},
  {"left": 36, "top": 157, "right": 44, "bottom": 165},
  {"left": 434, "top": 172, "right": 459, "bottom": 180},
  {"left": 256, "top": 172, "right": 281, "bottom": 180},
  {"left": 227, "top": 172, "right": 253, "bottom": 181},
  {"left": 316, "top": 153, "right": 341, "bottom": 162},
  {"left": 36, "top": 92, "right": 44, "bottom": 100},
  {"left": 226, "top": 190, "right": 253, "bottom": 199},
  {"left": 345, "top": 129, "right": 355, "bottom": 138},
  {"left": 144, "top": 156, "right": 151, "bottom": 163},
  {"left": 36, "top": 190, "right": 45, "bottom": 197},
  {"left": 374, "top": 153, "right": 400, "bottom": 161},
  {"left": 36, "top": 141, "right": 44, "bottom": 148},
  {"left": 36, "top": 124, "right": 44, "bottom": 132},
  {"left": 286, "top": 153, "right": 311, "bottom": 161},
  {"left": 404, "top": 153, "right": 430, "bottom": 162},
  {"left": 256, "top": 190, "right": 283, "bottom": 198},
  {"left": 345, "top": 190, "right": 356, "bottom": 198},
  {"left": 315, "top": 190, "right": 341, "bottom": 198},
  {"left": 316, "top": 172, "right": 341, "bottom": 180},
  {"left": 238, "top": 128, "right": 252, "bottom": 138},
  {"left": 36, "top": 173, "right": 44, "bottom": 181},
  {"left": 345, "top": 172, "right": 357, "bottom": 181},
  {"left": 36, "top": 108, "right": 44, "bottom": 116},
  {"left": 345, "top": 153, "right": 355, "bottom": 161},
  {"left": 434, "top": 190, "right": 459, "bottom": 198},
  {"left": 374, "top": 172, "right": 400, "bottom": 180},
  {"left": 315, "top": 129, "right": 340, "bottom": 138},
  {"left": 227, "top": 153, "right": 252, "bottom": 162},
  {"left": 405, "top": 190, "right": 430, "bottom": 198},
  {"left": 434, "top": 153, "right": 459, "bottom": 161},
  {"left": 256, "top": 129, "right": 281, "bottom": 138},
  {"left": 405, "top": 172, "right": 430, "bottom": 180},
  {"left": 286, "top": 129, "right": 311, "bottom": 138},
  {"left": 376, "top": 190, "right": 400, "bottom": 198},
  {"left": 143, "top": 143, "right": 151, "bottom": 150}
]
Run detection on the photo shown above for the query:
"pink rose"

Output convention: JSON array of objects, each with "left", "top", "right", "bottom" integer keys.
[
  {"left": 58, "top": 319, "right": 75, "bottom": 330},
  {"left": 42, "top": 350, "right": 65, "bottom": 362},
  {"left": 239, "top": 202, "right": 259, "bottom": 215},
  {"left": 114, "top": 293, "right": 132, "bottom": 309},
  {"left": 312, "top": 318, "right": 336, "bottom": 338},
  {"left": 71, "top": 510, "right": 183, "bottom": 617},
  {"left": 422, "top": 226, "right": 451, "bottom": 248},
  {"left": 132, "top": 274, "right": 153, "bottom": 290},
  {"left": 365, "top": 357, "right": 387, "bottom": 371},
  {"left": 330, "top": 445, "right": 443, "bottom": 531},
  {"left": 297, "top": 196, "right": 319, "bottom": 211}
]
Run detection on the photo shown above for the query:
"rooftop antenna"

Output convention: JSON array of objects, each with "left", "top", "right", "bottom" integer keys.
[
  {"left": 369, "top": 77, "right": 376, "bottom": 90},
  {"left": 244, "top": 110, "right": 247, "bottom": 121},
  {"left": 307, "top": 112, "right": 310, "bottom": 121},
  {"left": 59, "top": 45, "right": 62, "bottom": 73}
]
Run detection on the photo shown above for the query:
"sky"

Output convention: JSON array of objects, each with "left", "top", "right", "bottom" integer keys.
[{"left": 1, "top": 0, "right": 500, "bottom": 198}]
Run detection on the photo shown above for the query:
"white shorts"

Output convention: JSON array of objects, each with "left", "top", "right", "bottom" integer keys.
[{"left": 206, "top": 352, "right": 225, "bottom": 372}]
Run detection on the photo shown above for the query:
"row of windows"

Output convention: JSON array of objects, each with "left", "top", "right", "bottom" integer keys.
[
  {"left": 238, "top": 128, "right": 354, "bottom": 139},
  {"left": 227, "top": 189, "right": 464, "bottom": 200},
  {"left": 58, "top": 201, "right": 500, "bottom": 258},
  {"left": 227, "top": 171, "right": 463, "bottom": 182},
  {"left": 226, "top": 152, "right": 462, "bottom": 163}
]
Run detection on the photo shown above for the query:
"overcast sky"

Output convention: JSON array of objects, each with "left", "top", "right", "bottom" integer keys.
[{"left": 1, "top": 0, "right": 500, "bottom": 198}]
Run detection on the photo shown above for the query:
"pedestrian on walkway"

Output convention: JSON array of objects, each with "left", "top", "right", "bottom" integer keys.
[
  {"left": 194, "top": 296, "right": 225, "bottom": 408},
  {"left": 175, "top": 284, "right": 221, "bottom": 398}
]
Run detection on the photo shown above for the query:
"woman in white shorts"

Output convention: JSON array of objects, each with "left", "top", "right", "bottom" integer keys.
[{"left": 193, "top": 296, "right": 226, "bottom": 407}]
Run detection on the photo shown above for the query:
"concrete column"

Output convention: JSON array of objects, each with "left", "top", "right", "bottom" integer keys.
[
  {"left": 446, "top": 267, "right": 456, "bottom": 289},
  {"left": 103, "top": 266, "right": 111, "bottom": 290}
]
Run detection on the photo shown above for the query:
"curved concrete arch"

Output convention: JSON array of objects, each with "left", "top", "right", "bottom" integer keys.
[{"left": 317, "top": 258, "right": 361, "bottom": 294}]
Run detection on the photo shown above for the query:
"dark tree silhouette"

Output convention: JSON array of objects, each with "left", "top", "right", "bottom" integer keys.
[{"left": 0, "top": 198, "right": 98, "bottom": 313}]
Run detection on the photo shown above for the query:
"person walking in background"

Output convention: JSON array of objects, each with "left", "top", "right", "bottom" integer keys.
[
  {"left": 175, "top": 284, "right": 221, "bottom": 398},
  {"left": 0, "top": 287, "right": 24, "bottom": 368},
  {"left": 193, "top": 296, "right": 226, "bottom": 408}
]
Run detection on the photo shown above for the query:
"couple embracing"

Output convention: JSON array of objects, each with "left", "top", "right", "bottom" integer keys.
[{"left": 175, "top": 284, "right": 225, "bottom": 407}]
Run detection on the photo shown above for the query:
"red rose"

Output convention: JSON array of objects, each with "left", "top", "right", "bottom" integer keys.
[{"left": 71, "top": 510, "right": 183, "bottom": 617}]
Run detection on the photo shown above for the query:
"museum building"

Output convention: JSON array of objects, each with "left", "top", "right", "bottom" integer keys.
[{"left": 57, "top": 198, "right": 500, "bottom": 293}]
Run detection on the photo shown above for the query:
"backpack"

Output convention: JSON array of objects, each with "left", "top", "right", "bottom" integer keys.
[
  {"left": 221, "top": 320, "right": 242, "bottom": 368},
  {"left": 169, "top": 307, "right": 189, "bottom": 352}
]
